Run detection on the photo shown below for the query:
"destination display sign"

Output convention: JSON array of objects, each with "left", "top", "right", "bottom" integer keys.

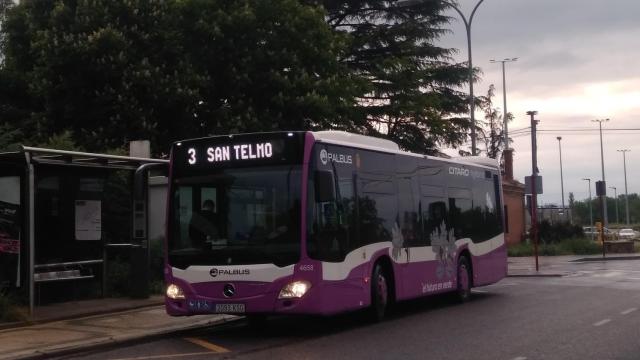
[{"left": 172, "top": 132, "right": 305, "bottom": 173}]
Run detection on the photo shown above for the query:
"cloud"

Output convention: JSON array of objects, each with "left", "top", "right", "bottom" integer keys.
[{"left": 437, "top": 0, "right": 640, "bottom": 206}]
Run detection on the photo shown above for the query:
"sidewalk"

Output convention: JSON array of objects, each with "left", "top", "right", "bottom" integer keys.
[
  {"left": 507, "top": 256, "right": 575, "bottom": 277},
  {"left": 0, "top": 302, "right": 237, "bottom": 360},
  {"left": 507, "top": 253, "right": 640, "bottom": 277}
]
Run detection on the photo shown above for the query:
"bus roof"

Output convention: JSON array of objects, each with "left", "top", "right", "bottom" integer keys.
[{"left": 312, "top": 130, "right": 499, "bottom": 170}]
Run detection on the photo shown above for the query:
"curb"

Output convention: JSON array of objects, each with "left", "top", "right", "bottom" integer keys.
[
  {"left": 9, "top": 314, "right": 242, "bottom": 360},
  {"left": 0, "top": 301, "right": 164, "bottom": 331},
  {"left": 507, "top": 273, "right": 564, "bottom": 278},
  {"left": 571, "top": 255, "right": 640, "bottom": 262}
]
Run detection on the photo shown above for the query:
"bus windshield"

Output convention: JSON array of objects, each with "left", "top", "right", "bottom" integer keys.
[{"left": 168, "top": 165, "right": 301, "bottom": 268}]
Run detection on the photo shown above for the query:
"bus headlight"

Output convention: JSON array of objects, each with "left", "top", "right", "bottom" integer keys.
[
  {"left": 278, "top": 280, "right": 311, "bottom": 299},
  {"left": 166, "top": 284, "right": 185, "bottom": 299}
]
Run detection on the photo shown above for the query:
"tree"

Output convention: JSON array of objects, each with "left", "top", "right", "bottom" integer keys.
[
  {"left": 0, "top": 0, "right": 361, "bottom": 154},
  {"left": 317, "top": 0, "right": 473, "bottom": 155},
  {"left": 476, "top": 84, "right": 511, "bottom": 159}
]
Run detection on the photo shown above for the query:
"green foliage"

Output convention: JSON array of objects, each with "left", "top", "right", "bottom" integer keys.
[
  {"left": 106, "top": 254, "right": 131, "bottom": 297},
  {"left": 537, "top": 220, "right": 584, "bottom": 243},
  {"left": 0, "top": 0, "right": 360, "bottom": 154},
  {"left": 508, "top": 237, "right": 601, "bottom": 257},
  {"left": 38, "top": 130, "right": 82, "bottom": 151},
  {"left": 0, "top": 293, "right": 26, "bottom": 323},
  {"left": 571, "top": 193, "right": 640, "bottom": 225},
  {"left": 477, "top": 84, "right": 511, "bottom": 159},
  {"left": 318, "top": 0, "right": 473, "bottom": 154}
]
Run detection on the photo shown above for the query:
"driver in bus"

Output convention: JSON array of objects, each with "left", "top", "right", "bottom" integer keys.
[{"left": 189, "top": 199, "right": 219, "bottom": 248}]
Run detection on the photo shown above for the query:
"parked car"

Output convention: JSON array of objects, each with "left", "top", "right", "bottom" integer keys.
[
  {"left": 582, "top": 226, "right": 613, "bottom": 239},
  {"left": 617, "top": 228, "right": 637, "bottom": 240},
  {"left": 583, "top": 226, "right": 612, "bottom": 235}
]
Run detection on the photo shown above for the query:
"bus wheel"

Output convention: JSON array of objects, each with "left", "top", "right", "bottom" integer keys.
[
  {"left": 456, "top": 255, "right": 472, "bottom": 303},
  {"left": 369, "top": 263, "right": 389, "bottom": 322}
]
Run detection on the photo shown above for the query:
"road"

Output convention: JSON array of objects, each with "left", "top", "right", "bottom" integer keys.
[{"left": 60, "top": 259, "right": 640, "bottom": 360}]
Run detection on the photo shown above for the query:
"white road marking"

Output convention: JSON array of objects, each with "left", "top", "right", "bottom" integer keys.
[
  {"left": 594, "top": 272, "right": 623, "bottom": 278},
  {"left": 621, "top": 308, "right": 637, "bottom": 315},
  {"left": 471, "top": 289, "right": 488, "bottom": 293},
  {"left": 512, "top": 357, "right": 527, "bottom": 360},
  {"left": 593, "top": 319, "right": 611, "bottom": 327}
]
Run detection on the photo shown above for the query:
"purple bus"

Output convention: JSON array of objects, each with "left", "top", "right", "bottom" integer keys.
[{"left": 165, "top": 131, "right": 506, "bottom": 321}]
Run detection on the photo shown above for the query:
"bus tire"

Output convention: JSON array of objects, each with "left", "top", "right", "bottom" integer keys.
[
  {"left": 455, "top": 255, "right": 472, "bottom": 303},
  {"left": 369, "top": 263, "right": 389, "bottom": 322}
]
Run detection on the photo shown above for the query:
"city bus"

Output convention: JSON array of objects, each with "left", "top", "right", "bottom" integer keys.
[{"left": 164, "top": 131, "right": 507, "bottom": 321}]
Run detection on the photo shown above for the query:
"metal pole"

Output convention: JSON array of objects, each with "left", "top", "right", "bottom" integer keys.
[
  {"left": 27, "top": 162, "right": 35, "bottom": 316},
  {"left": 527, "top": 111, "right": 539, "bottom": 271},
  {"left": 490, "top": 58, "right": 517, "bottom": 151},
  {"left": 448, "top": 0, "right": 485, "bottom": 155},
  {"left": 557, "top": 137, "right": 566, "bottom": 222},
  {"left": 502, "top": 61, "right": 507, "bottom": 149},
  {"left": 583, "top": 178, "right": 593, "bottom": 240},
  {"left": 618, "top": 149, "right": 630, "bottom": 225},
  {"left": 592, "top": 118, "right": 609, "bottom": 227},
  {"left": 610, "top": 186, "right": 618, "bottom": 224}
]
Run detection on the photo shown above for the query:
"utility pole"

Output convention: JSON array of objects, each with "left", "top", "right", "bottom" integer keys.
[
  {"left": 617, "top": 149, "right": 631, "bottom": 225},
  {"left": 557, "top": 136, "right": 566, "bottom": 222},
  {"left": 610, "top": 186, "right": 618, "bottom": 224},
  {"left": 527, "top": 110, "right": 539, "bottom": 271},
  {"left": 583, "top": 178, "right": 593, "bottom": 240},
  {"left": 592, "top": 118, "right": 609, "bottom": 227}
]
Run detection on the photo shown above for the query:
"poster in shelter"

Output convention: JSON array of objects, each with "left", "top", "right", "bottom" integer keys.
[
  {"left": 0, "top": 200, "right": 20, "bottom": 254},
  {"left": 75, "top": 200, "right": 102, "bottom": 240}
]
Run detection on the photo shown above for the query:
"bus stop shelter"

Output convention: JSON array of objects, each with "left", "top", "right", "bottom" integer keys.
[{"left": 0, "top": 146, "right": 167, "bottom": 315}]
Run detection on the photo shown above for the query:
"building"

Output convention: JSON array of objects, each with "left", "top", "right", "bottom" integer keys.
[{"left": 502, "top": 149, "right": 526, "bottom": 245}]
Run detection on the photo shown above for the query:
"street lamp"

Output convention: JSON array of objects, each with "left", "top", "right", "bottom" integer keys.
[
  {"left": 591, "top": 118, "right": 609, "bottom": 226},
  {"left": 396, "top": 0, "right": 485, "bottom": 155},
  {"left": 452, "top": 0, "right": 485, "bottom": 156},
  {"left": 617, "top": 149, "right": 631, "bottom": 225},
  {"left": 582, "top": 178, "right": 593, "bottom": 240},
  {"left": 556, "top": 136, "right": 567, "bottom": 222},
  {"left": 609, "top": 186, "right": 618, "bottom": 224},
  {"left": 490, "top": 57, "right": 518, "bottom": 150}
]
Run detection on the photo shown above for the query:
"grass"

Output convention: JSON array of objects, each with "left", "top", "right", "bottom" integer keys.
[{"left": 508, "top": 237, "right": 603, "bottom": 257}]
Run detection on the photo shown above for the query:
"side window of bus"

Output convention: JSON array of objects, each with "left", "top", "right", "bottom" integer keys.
[
  {"left": 308, "top": 145, "right": 357, "bottom": 262},
  {"left": 397, "top": 177, "right": 420, "bottom": 247},
  {"left": 448, "top": 194, "right": 472, "bottom": 240},
  {"left": 358, "top": 173, "right": 396, "bottom": 245},
  {"left": 423, "top": 198, "right": 447, "bottom": 245}
]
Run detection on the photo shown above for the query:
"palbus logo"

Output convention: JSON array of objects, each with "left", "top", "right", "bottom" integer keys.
[
  {"left": 320, "top": 149, "right": 328, "bottom": 165},
  {"left": 209, "top": 268, "right": 250, "bottom": 277}
]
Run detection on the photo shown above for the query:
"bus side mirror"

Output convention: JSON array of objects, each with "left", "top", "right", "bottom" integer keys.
[{"left": 315, "top": 170, "right": 335, "bottom": 203}]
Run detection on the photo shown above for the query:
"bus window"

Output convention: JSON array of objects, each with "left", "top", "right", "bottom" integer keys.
[
  {"left": 398, "top": 177, "right": 420, "bottom": 247},
  {"left": 423, "top": 198, "right": 447, "bottom": 245}
]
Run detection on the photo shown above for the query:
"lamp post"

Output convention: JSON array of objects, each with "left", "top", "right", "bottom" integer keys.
[
  {"left": 592, "top": 118, "right": 609, "bottom": 227},
  {"left": 609, "top": 186, "right": 618, "bottom": 224},
  {"left": 446, "top": 0, "right": 485, "bottom": 155},
  {"left": 490, "top": 57, "right": 518, "bottom": 150},
  {"left": 396, "top": 0, "right": 485, "bottom": 155},
  {"left": 582, "top": 178, "right": 593, "bottom": 240},
  {"left": 556, "top": 136, "right": 566, "bottom": 222},
  {"left": 617, "top": 149, "right": 631, "bottom": 225}
]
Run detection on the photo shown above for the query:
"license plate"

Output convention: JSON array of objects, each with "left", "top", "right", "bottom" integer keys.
[
  {"left": 187, "top": 299, "right": 213, "bottom": 311},
  {"left": 215, "top": 303, "right": 245, "bottom": 313}
]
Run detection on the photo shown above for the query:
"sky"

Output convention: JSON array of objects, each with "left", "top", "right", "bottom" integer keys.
[{"left": 437, "top": 0, "right": 640, "bottom": 208}]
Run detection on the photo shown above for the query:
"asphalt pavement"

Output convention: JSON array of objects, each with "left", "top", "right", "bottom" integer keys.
[{"left": 3, "top": 255, "right": 640, "bottom": 360}]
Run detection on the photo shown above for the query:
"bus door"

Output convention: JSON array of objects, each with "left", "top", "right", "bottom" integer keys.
[{"left": 397, "top": 176, "right": 420, "bottom": 296}]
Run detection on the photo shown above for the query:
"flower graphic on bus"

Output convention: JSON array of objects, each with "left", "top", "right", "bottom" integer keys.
[
  {"left": 430, "top": 221, "right": 456, "bottom": 279},
  {"left": 391, "top": 222, "right": 404, "bottom": 261}
]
